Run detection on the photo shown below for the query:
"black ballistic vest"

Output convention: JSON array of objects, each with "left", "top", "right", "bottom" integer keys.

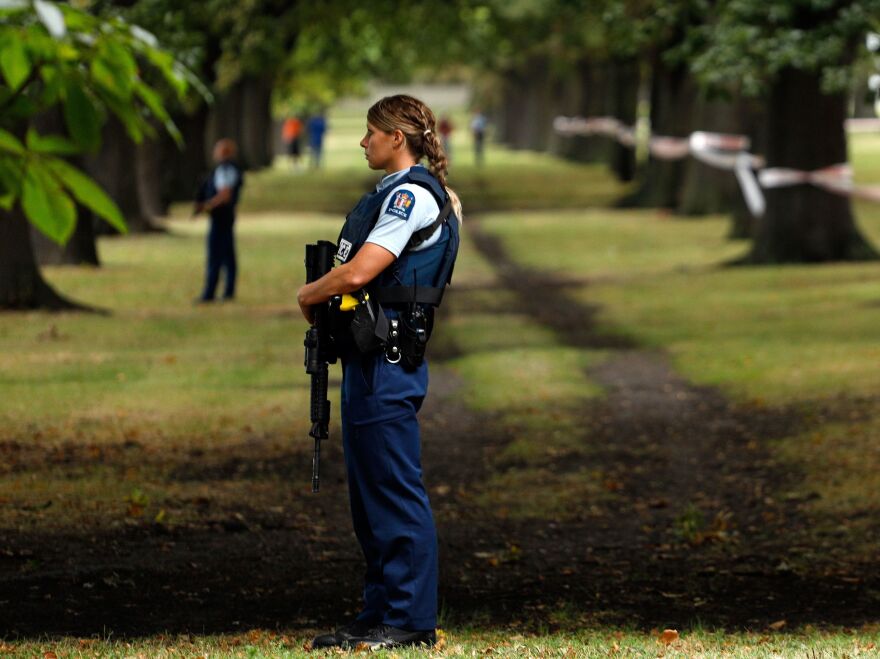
[{"left": 335, "top": 166, "right": 459, "bottom": 309}]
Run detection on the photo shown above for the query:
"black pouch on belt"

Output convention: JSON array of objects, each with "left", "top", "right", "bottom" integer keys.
[
  {"left": 349, "top": 290, "right": 389, "bottom": 354},
  {"left": 398, "top": 304, "right": 432, "bottom": 369}
]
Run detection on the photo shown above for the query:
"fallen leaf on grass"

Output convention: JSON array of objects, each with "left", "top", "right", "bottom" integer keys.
[
  {"left": 603, "top": 479, "right": 624, "bottom": 492},
  {"left": 768, "top": 620, "right": 787, "bottom": 631},
  {"left": 435, "top": 628, "right": 447, "bottom": 651},
  {"left": 43, "top": 652, "right": 58, "bottom": 659},
  {"left": 659, "top": 629, "right": 679, "bottom": 645}
]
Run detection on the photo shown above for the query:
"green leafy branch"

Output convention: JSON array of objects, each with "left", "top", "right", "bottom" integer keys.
[
  {"left": 0, "top": 127, "right": 124, "bottom": 243},
  {"left": 0, "top": 0, "right": 204, "bottom": 244}
]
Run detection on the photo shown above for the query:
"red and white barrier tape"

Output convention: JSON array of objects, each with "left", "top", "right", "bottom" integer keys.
[
  {"left": 761, "top": 164, "right": 880, "bottom": 203},
  {"left": 554, "top": 115, "right": 880, "bottom": 216}
]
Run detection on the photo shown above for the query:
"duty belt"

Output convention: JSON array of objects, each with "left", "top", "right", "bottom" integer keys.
[{"left": 385, "top": 319, "right": 402, "bottom": 364}]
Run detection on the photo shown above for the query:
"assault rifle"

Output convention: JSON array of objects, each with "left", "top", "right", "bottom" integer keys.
[{"left": 303, "top": 241, "right": 337, "bottom": 492}]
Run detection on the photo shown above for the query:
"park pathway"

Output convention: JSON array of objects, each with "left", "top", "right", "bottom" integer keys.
[{"left": 426, "top": 219, "right": 880, "bottom": 629}]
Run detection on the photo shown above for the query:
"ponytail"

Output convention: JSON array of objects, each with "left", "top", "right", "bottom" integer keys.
[
  {"left": 367, "top": 95, "right": 463, "bottom": 224},
  {"left": 422, "top": 129, "right": 462, "bottom": 223}
]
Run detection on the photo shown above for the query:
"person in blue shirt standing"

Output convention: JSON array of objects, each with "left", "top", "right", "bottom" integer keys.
[
  {"left": 307, "top": 113, "right": 328, "bottom": 169},
  {"left": 193, "top": 138, "right": 244, "bottom": 303},
  {"left": 298, "top": 95, "right": 461, "bottom": 651}
]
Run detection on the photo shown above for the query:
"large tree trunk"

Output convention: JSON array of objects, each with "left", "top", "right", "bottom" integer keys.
[
  {"left": 31, "top": 109, "right": 102, "bottom": 265},
  {"left": 240, "top": 76, "right": 274, "bottom": 168},
  {"left": 619, "top": 56, "right": 697, "bottom": 208},
  {"left": 726, "top": 100, "right": 767, "bottom": 240},
  {"left": 606, "top": 58, "right": 640, "bottom": 182},
  {"left": 748, "top": 68, "right": 876, "bottom": 263},
  {"left": 159, "top": 105, "right": 211, "bottom": 206},
  {"left": 551, "top": 58, "right": 639, "bottom": 181},
  {"left": 565, "top": 60, "right": 614, "bottom": 164},
  {"left": 136, "top": 130, "right": 167, "bottom": 220},
  {"left": 496, "top": 67, "right": 532, "bottom": 150},
  {"left": 678, "top": 94, "right": 748, "bottom": 217},
  {"left": 548, "top": 64, "right": 584, "bottom": 159},
  {"left": 851, "top": 74, "right": 877, "bottom": 119},
  {"left": 0, "top": 208, "right": 81, "bottom": 310},
  {"left": 85, "top": 118, "right": 158, "bottom": 234},
  {"left": 207, "top": 76, "right": 274, "bottom": 170},
  {"left": 518, "top": 57, "right": 557, "bottom": 152},
  {"left": 31, "top": 207, "right": 100, "bottom": 266}
]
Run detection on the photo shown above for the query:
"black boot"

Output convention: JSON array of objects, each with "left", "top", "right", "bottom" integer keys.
[
  {"left": 343, "top": 624, "right": 436, "bottom": 650},
  {"left": 310, "top": 620, "right": 375, "bottom": 649}
]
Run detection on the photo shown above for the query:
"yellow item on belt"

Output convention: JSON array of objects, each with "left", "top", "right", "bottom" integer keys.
[{"left": 339, "top": 293, "right": 362, "bottom": 312}]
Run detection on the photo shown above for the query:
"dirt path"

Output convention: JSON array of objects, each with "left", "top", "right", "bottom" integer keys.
[
  {"left": 1, "top": 225, "right": 878, "bottom": 638},
  {"left": 445, "top": 224, "right": 880, "bottom": 630}
]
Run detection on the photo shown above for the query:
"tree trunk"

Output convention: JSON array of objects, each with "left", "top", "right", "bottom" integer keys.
[
  {"left": 85, "top": 118, "right": 158, "bottom": 234},
  {"left": 851, "top": 74, "right": 877, "bottom": 119},
  {"left": 31, "top": 107, "right": 102, "bottom": 265},
  {"left": 565, "top": 60, "right": 614, "bottom": 164},
  {"left": 31, "top": 207, "right": 100, "bottom": 266},
  {"left": 496, "top": 68, "right": 530, "bottom": 149},
  {"left": 619, "top": 56, "right": 697, "bottom": 208},
  {"left": 507, "top": 72, "right": 530, "bottom": 149},
  {"left": 0, "top": 207, "right": 81, "bottom": 310},
  {"left": 517, "top": 57, "right": 557, "bottom": 152},
  {"left": 239, "top": 76, "right": 274, "bottom": 168},
  {"left": 606, "top": 58, "right": 640, "bottom": 182},
  {"left": 136, "top": 130, "right": 167, "bottom": 220},
  {"left": 678, "top": 95, "right": 746, "bottom": 216},
  {"left": 726, "top": 100, "right": 767, "bottom": 239},
  {"left": 207, "top": 84, "right": 244, "bottom": 162},
  {"left": 748, "top": 68, "right": 876, "bottom": 263},
  {"left": 548, "top": 64, "right": 584, "bottom": 159},
  {"left": 160, "top": 105, "right": 211, "bottom": 205},
  {"left": 207, "top": 77, "right": 274, "bottom": 169}
]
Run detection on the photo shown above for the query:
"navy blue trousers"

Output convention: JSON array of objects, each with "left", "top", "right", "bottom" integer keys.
[
  {"left": 201, "top": 219, "right": 237, "bottom": 300},
  {"left": 340, "top": 351, "right": 438, "bottom": 631}
]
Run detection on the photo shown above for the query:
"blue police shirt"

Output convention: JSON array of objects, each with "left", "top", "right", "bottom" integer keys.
[
  {"left": 365, "top": 167, "right": 442, "bottom": 257},
  {"left": 213, "top": 163, "right": 240, "bottom": 192}
]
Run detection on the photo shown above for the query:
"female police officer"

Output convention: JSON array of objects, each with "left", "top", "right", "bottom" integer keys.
[{"left": 297, "top": 95, "right": 461, "bottom": 651}]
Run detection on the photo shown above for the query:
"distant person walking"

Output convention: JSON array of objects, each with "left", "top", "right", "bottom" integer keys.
[
  {"left": 438, "top": 115, "right": 453, "bottom": 160},
  {"left": 470, "top": 110, "right": 487, "bottom": 166},
  {"left": 282, "top": 116, "right": 303, "bottom": 169},
  {"left": 307, "top": 113, "right": 328, "bottom": 169},
  {"left": 192, "top": 138, "right": 244, "bottom": 303}
]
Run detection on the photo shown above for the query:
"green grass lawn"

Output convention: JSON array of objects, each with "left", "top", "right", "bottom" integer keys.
[
  {"left": 3, "top": 107, "right": 880, "bottom": 655},
  {"left": 3, "top": 626, "right": 880, "bottom": 658}
]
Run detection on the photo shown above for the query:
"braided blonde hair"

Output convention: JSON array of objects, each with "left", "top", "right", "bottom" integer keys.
[{"left": 367, "top": 95, "right": 463, "bottom": 222}]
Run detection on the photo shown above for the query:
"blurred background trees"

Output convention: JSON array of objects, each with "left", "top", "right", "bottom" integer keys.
[{"left": 3, "top": 0, "right": 880, "bottom": 310}]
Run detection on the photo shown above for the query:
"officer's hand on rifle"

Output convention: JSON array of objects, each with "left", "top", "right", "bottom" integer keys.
[{"left": 297, "top": 287, "right": 316, "bottom": 325}]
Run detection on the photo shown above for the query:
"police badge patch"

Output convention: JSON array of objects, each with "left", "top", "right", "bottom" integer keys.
[
  {"left": 386, "top": 189, "right": 415, "bottom": 219},
  {"left": 337, "top": 238, "right": 352, "bottom": 262}
]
